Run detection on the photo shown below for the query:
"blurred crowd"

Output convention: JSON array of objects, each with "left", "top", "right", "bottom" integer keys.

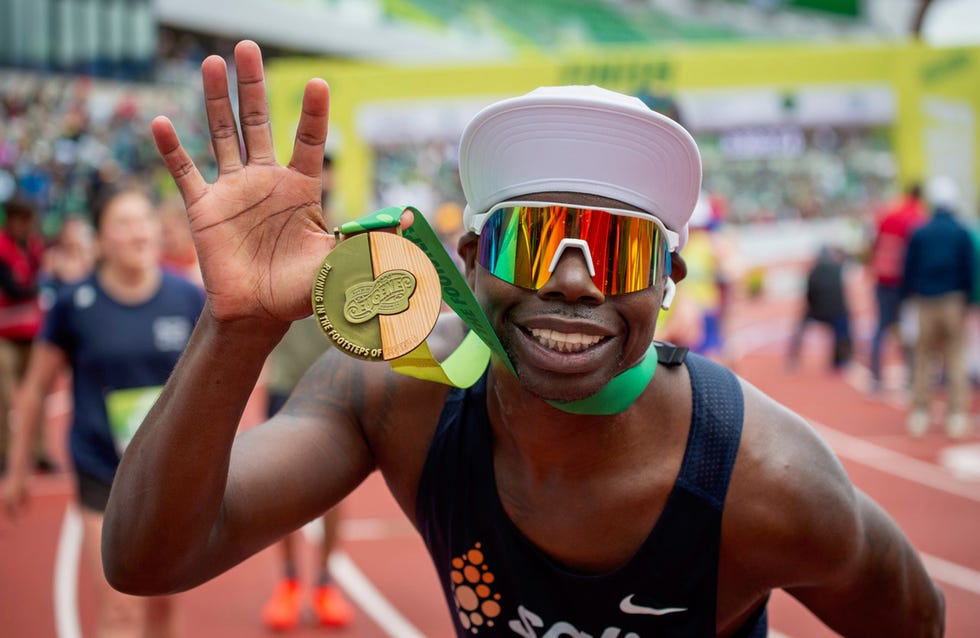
[
  {"left": 0, "top": 65, "right": 213, "bottom": 636},
  {"left": 0, "top": 66, "right": 213, "bottom": 239}
]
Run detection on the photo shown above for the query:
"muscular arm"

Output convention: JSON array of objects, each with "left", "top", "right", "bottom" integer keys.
[
  {"left": 103, "top": 311, "right": 377, "bottom": 594},
  {"left": 720, "top": 382, "right": 943, "bottom": 637},
  {"left": 104, "top": 312, "right": 278, "bottom": 592},
  {"left": 788, "top": 491, "right": 944, "bottom": 636}
]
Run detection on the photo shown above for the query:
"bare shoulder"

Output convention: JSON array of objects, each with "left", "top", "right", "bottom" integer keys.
[{"left": 721, "top": 377, "right": 862, "bottom": 590}]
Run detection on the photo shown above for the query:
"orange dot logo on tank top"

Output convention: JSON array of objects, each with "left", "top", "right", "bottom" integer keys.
[{"left": 449, "top": 543, "right": 502, "bottom": 633}]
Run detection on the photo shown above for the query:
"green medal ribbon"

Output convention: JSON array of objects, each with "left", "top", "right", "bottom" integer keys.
[{"left": 331, "top": 206, "right": 656, "bottom": 415}]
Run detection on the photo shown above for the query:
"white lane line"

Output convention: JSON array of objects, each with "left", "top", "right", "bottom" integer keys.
[
  {"left": 842, "top": 363, "right": 909, "bottom": 409},
  {"left": 920, "top": 552, "right": 980, "bottom": 596},
  {"left": 305, "top": 517, "right": 426, "bottom": 638},
  {"left": 328, "top": 551, "right": 427, "bottom": 638},
  {"left": 54, "top": 504, "right": 82, "bottom": 638},
  {"left": 811, "top": 422, "right": 980, "bottom": 502},
  {"left": 303, "top": 516, "right": 416, "bottom": 543},
  {"left": 939, "top": 444, "right": 980, "bottom": 480},
  {"left": 339, "top": 517, "right": 416, "bottom": 541}
]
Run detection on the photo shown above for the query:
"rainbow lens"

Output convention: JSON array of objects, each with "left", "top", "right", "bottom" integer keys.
[{"left": 477, "top": 203, "right": 666, "bottom": 295}]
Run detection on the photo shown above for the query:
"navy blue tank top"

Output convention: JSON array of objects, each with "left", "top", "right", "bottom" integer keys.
[{"left": 416, "top": 350, "right": 768, "bottom": 637}]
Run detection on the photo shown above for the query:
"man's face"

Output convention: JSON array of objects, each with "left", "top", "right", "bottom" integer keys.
[{"left": 459, "top": 192, "right": 672, "bottom": 403}]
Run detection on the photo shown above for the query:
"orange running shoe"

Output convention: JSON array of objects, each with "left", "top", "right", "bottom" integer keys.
[
  {"left": 312, "top": 584, "right": 354, "bottom": 628},
  {"left": 261, "top": 578, "right": 302, "bottom": 631}
]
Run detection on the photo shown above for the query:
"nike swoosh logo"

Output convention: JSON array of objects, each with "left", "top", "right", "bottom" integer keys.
[{"left": 619, "top": 594, "right": 688, "bottom": 616}]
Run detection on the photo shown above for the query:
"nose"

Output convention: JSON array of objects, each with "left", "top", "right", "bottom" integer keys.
[{"left": 537, "top": 244, "right": 604, "bottom": 304}]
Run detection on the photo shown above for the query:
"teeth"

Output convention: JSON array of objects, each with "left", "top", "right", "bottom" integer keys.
[{"left": 529, "top": 328, "right": 602, "bottom": 353}]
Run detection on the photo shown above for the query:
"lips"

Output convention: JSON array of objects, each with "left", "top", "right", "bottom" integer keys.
[{"left": 528, "top": 327, "right": 603, "bottom": 353}]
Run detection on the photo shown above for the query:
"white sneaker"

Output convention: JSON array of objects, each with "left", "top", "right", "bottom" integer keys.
[
  {"left": 946, "top": 413, "right": 971, "bottom": 439},
  {"left": 907, "top": 410, "right": 930, "bottom": 437}
]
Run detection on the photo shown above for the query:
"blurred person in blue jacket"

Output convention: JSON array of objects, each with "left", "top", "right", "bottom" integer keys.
[{"left": 902, "top": 176, "right": 976, "bottom": 438}]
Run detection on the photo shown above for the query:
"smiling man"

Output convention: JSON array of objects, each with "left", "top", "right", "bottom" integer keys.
[{"left": 102, "top": 41, "right": 944, "bottom": 637}]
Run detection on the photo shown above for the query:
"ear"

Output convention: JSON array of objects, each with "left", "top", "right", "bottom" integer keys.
[
  {"left": 457, "top": 232, "right": 479, "bottom": 286},
  {"left": 661, "top": 278, "right": 676, "bottom": 311},
  {"left": 669, "top": 252, "right": 687, "bottom": 283}
]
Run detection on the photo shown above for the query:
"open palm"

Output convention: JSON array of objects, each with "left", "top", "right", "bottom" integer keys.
[{"left": 152, "top": 41, "right": 335, "bottom": 325}]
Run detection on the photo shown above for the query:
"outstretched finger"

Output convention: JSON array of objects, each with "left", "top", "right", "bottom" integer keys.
[
  {"left": 288, "top": 78, "right": 330, "bottom": 179},
  {"left": 201, "top": 54, "right": 244, "bottom": 174},
  {"left": 234, "top": 41, "right": 276, "bottom": 165},
  {"left": 151, "top": 117, "right": 208, "bottom": 206}
]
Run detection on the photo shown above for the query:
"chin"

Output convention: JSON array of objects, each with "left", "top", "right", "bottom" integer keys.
[{"left": 514, "top": 365, "right": 612, "bottom": 404}]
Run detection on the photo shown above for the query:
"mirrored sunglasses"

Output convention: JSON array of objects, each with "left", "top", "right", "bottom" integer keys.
[{"left": 474, "top": 201, "right": 676, "bottom": 296}]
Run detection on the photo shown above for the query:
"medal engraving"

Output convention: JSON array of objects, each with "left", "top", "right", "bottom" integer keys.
[
  {"left": 343, "top": 270, "right": 416, "bottom": 324},
  {"left": 312, "top": 232, "right": 441, "bottom": 361}
]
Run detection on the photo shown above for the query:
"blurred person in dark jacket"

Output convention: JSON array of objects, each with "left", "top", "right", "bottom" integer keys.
[
  {"left": 902, "top": 176, "right": 976, "bottom": 438},
  {"left": 788, "top": 244, "right": 853, "bottom": 372}
]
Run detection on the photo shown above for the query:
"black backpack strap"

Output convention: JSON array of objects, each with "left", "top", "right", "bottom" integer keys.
[{"left": 654, "top": 341, "right": 689, "bottom": 367}]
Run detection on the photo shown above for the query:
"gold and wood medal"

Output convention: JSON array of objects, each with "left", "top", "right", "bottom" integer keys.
[{"left": 312, "top": 232, "right": 441, "bottom": 361}]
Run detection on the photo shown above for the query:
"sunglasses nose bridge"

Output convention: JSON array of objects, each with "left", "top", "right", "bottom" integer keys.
[
  {"left": 539, "top": 238, "right": 604, "bottom": 300},
  {"left": 547, "top": 238, "right": 596, "bottom": 277}
]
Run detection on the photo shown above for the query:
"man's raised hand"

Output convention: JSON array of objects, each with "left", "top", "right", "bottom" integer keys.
[{"left": 151, "top": 40, "right": 335, "bottom": 326}]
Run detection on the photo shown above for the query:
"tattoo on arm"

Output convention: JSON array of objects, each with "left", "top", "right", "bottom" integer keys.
[{"left": 282, "top": 351, "right": 362, "bottom": 416}]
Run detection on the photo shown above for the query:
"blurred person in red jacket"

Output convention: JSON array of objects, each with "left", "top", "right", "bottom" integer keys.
[
  {"left": 0, "top": 197, "right": 52, "bottom": 474},
  {"left": 867, "top": 183, "right": 926, "bottom": 393}
]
